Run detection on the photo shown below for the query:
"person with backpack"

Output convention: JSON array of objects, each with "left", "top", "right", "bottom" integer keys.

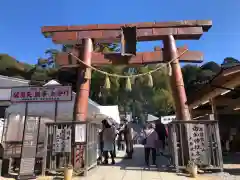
[{"left": 143, "top": 123, "right": 159, "bottom": 166}]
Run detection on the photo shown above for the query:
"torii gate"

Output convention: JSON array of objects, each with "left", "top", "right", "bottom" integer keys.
[{"left": 41, "top": 20, "right": 212, "bottom": 168}]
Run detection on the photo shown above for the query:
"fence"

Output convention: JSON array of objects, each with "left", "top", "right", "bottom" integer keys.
[
  {"left": 42, "top": 121, "right": 99, "bottom": 176},
  {"left": 167, "top": 120, "right": 223, "bottom": 172}
]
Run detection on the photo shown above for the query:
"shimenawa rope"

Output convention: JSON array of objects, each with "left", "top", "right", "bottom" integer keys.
[{"left": 65, "top": 45, "right": 188, "bottom": 79}]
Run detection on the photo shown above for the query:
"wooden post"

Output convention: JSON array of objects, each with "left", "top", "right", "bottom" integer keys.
[
  {"left": 163, "top": 35, "right": 191, "bottom": 121},
  {"left": 210, "top": 98, "right": 217, "bottom": 120},
  {"left": 73, "top": 38, "right": 93, "bottom": 170}
]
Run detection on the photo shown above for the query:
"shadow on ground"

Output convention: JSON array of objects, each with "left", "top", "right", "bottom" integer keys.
[
  {"left": 99, "top": 146, "right": 240, "bottom": 178},
  {"left": 223, "top": 153, "right": 240, "bottom": 176},
  {"left": 100, "top": 145, "right": 176, "bottom": 172}
]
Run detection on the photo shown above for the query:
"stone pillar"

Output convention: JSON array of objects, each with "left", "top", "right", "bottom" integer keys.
[{"left": 163, "top": 35, "right": 191, "bottom": 121}]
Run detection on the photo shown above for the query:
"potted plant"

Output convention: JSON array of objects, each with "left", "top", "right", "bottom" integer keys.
[{"left": 186, "top": 160, "right": 198, "bottom": 178}]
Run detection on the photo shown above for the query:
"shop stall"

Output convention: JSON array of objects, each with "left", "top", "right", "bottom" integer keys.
[{"left": 1, "top": 80, "right": 120, "bottom": 177}]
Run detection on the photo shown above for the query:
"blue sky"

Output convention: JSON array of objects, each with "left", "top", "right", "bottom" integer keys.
[{"left": 0, "top": 0, "right": 240, "bottom": 65}]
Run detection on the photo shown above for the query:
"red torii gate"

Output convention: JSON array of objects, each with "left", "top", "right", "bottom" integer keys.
[
  {"left": 41, "top": 20, "right": 211, "bottom": 168},
  {"left": 42, "top": 20, "right": 211, "bottom": 121}
]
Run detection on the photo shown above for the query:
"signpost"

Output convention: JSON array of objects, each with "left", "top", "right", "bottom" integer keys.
[
  {"left": 10, "top": 85, "right": 72, "bottom": 179},
  {"left": 161, "top": 115, "right": 176, "bottom": 124},
  {"left": 187, "top": 124, "right": 208, "bottom": 165},
  {"left": 19, "top": 116, "right": 40, "bottom": 178},
  {"left": 55, "top": 127, "right": 72, "bottom": 153},
  {"left": 11, "top": 86, "right": 72, "bottom": 102},
  {"left": 75, "top": 124, "right": 86, "bottom": 143}
]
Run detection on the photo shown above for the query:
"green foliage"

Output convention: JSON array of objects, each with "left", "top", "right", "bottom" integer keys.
[
  {"left": 38, "top": 49, "right": 60, "bottom": 68},
  {"left": 201, "top": 61, "right": 221, "bottom": 73},
  {"left": 182, "top": 58, "right": 239, "bottom": 95},
  {"left": 0, "top": 54, "right": 32, "bottom": 78},
  {"left": 222, "top": 57, "right": 240, "bottom": 68}
]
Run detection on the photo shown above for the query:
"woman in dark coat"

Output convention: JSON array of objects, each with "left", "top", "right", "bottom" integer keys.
[
  {"left": 155, "top": 121, "right": 168, "bottom": 151},
  {"left": 117, "top": 128, "right": 124, "bottom": 151},
  {"left": 123, "top": 121, "right": 133, "bottom": 159},
  {"left": 97, "top": 129, "right": 104, "bottom": 164}
]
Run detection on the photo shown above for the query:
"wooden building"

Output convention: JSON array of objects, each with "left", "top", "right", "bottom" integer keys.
[{"left": 188, "top": 65, "right": 240, "bottom": 152}]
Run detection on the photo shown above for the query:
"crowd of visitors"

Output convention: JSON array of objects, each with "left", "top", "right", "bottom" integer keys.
[
  {"left": 97, "top": 118, "right": 134, "bottom": 165},
  {"left": 97, "top": 118, "right": 168, "bottom": 167}
]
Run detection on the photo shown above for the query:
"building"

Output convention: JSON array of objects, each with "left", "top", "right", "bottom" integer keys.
[
  {"left": 188, "top": 65, "right": 240, "bottom": 152},
  {"left": 0, "top": 75, "right": 29, "bottom": 117}
]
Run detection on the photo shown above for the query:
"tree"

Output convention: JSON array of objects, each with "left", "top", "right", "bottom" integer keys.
[
  {"left": 181, "top": 65, "right": 201, "bottom": 94},
  {"left": 37, "top": 49, "right": 60, "bottom": 68},
  {"left": 201, "top": 61, "right": 221, "bottom": 74},
  {"left": 182, "top": 61, "right": 220, "bottom": 95},
  {"left": 222, "top": 57, "right": 240, "bottom": 68}
]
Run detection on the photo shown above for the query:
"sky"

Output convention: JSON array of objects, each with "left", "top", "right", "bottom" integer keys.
[{"left": 0, "top": 0, "right": 240, "bottom": 65}]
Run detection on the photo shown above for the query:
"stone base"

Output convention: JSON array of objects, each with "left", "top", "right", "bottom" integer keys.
[{"left": 17, "top": 175, "right": 36, "bottom": 180}]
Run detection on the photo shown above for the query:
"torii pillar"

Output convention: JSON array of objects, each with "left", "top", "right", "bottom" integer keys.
[
  {"left": 163, "top": 35, "right": 191, "bottom": 120},
  {"left": 74, "top": 39, "right": 93, "bottom": 122},
  {"left": 71, "top": 39, "right": 93, "bottom": 169}
]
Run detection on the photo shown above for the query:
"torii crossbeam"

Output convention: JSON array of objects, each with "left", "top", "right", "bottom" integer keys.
[{"left": 56, "top": 46, "right": 203, "bottom": 67}]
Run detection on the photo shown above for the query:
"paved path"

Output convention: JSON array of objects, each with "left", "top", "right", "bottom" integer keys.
[
  {"left": 76, "top": 145, "right": 239, "bottom": 180},
  {"left": 77, "top": 144, "right": 176, "bottom": 180}
]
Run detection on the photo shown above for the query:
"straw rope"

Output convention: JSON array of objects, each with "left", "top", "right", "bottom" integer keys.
[{"left": 65, "top": 46, "right": 188, "bottom": 78}]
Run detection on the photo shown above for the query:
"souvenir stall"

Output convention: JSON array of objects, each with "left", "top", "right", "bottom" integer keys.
[{"left": 1, "top": 80, "right": 120, "bottom": 176}]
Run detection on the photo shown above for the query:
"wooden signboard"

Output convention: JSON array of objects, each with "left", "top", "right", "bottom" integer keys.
[
  {"left": 11, "top": 86, "right": 72, "bottom": 103},
  {"left": 54, "top": 126, "right": 72, "bottom": 153},
  {"left": 187, "top": 124, "right": 208, "bottom": 165},
  {"left": 18, "top": 116, "right": 40, "bottom": 179}
]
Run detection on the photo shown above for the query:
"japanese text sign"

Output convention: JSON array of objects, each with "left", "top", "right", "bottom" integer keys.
[{"left": 11, "top": 86, "right": 72, "bottom": 102}]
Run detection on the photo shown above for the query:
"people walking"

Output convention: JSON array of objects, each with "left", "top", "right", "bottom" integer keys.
[
  {"left": 102, "top": 119, "right": 116, "bottom": 164},
  {"left": 143, "top": 123, "right": 159, "bottom": 166},
  {"left": 97, "top": 129, "right": 104, "bottom": 164},
  {"left": 123, "top": 120, "right": 134, "bottom": 159},
  {"left": 117, "top": 127, "right": 125, "bottom": 151},
  {"left": 155, "top": 121, "right": 168, "bottom": 154}
]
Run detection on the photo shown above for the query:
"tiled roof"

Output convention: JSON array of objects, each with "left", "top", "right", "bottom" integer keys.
[{"left": 188, "top": 65, "right": 240, "bottom": 107}]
